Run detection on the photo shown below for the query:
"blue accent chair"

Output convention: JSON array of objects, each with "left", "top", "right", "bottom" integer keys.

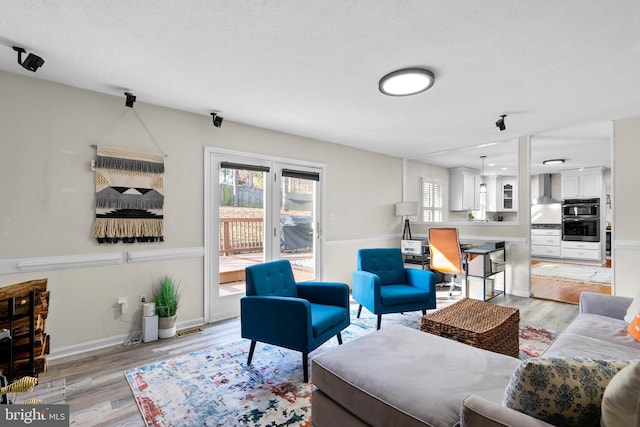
[
  {"left": 241, "top": 259, "right": 350, "bottom": 382},
  {"left": 352, "top": 248, "right": 437, "bottom": 330}
]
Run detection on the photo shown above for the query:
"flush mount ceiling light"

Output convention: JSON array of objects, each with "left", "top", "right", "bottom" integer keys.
[
  {"left": 543, "top": 159, "right": 565, "bottom": 165},
  {"left": 379, "top": 68, "right": 435, "bottom": 96}
]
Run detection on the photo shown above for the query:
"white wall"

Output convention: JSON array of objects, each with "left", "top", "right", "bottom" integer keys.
[
  {"left": 613, "top": 116, "right": 640, "bottom": 298},
  {"left": 0, "top": 71, "right": 402, "bottom": 355}
]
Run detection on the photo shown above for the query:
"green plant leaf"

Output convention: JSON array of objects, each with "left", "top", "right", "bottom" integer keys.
[{"left": 153, "top": 276, "right": 180, "bottom": 317}]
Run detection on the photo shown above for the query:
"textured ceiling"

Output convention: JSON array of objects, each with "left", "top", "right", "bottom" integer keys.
[{"left": 0, "top": 1, "right": 638, "bottom": 169}]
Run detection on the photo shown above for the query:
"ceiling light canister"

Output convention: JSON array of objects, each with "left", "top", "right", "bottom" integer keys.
[{"left": 379, "top": 68, "right": 435, "bottom": 96}]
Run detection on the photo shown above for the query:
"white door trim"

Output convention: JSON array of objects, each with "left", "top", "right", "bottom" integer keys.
[{"left": 203, "top": 146, "right": 325, "bottom": 323}]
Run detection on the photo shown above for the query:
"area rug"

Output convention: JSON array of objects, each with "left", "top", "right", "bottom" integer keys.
[
  {"left": 519, "top": 324, "right": 558, "bottom": 359},
  {"left": 531, "top": 262, "right": 611, "bottom": 285},
  {"left": 125, "top": 305, "right": 557, "bottom": 427}
]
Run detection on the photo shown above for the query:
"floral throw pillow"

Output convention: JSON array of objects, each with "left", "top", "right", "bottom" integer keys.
[{"left": 503, "top": 357, "right": 630, "bottom": 427}]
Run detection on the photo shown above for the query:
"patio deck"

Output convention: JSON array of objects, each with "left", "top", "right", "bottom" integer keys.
[{"left": 219, "top": 253, "right": 314, "bottom": 296}]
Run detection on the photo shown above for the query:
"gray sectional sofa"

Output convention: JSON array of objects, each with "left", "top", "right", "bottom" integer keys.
[{"left": 311, "top": 292, "right": 640, "bottom": 427}]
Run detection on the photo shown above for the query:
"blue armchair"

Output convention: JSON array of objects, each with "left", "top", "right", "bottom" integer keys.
[
  {"left": 352, "top": 248, "right": 436, "bottom": 330},
  {"left": 241, "top": 259, "right": 350, "bottom": 382}
]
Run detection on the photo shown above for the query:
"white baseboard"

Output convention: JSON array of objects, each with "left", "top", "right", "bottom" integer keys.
[
  {"left": 509, "top": 289, "right": 533, "bottom": 298},
  {"left": 48, "top": 317, "right": 206, "bottom": 360}
]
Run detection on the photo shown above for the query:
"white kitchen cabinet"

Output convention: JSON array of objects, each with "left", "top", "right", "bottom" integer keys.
[
  {"left": 579, "top": 173, "right": 601, "bottom": 197},
  {"left": 561, "top": 174, "right": 579, "bottom": 199},
  {"left": 531, "top": 229, "right": 561, "bottom": 257},
  {"left": 561, "top": 241, "right": 600, "bottom": 261},
  {"left": 449, "top": 167, "right": 480, "bottom": 211},
  {"left": 561, "top": 168, "right": 603, "bottom": 199},
  {"left": 498, "top": 176, "right": 517, "bottom": 211}
]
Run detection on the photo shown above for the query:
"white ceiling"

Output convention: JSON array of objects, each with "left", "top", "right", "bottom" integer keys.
[{"left": 0, "top": 1, "right": 637, "bottom": 171}]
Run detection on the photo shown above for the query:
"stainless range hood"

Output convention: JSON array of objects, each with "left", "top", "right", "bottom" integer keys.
[{"left": 533, "top": 174, "right": 560, "bottom": 204}]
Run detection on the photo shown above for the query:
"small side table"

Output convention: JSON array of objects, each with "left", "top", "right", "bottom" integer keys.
[{"left": 464, "top": 245, "right": 506, "bottom": 301}]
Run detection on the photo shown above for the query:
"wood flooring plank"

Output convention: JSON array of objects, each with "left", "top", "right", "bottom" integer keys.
[
  {"left": 71, "top": 401, "right": 143, "bottom": 427},
  {"left": 531, "top": 277, "right": 611, "bottom": 305}
]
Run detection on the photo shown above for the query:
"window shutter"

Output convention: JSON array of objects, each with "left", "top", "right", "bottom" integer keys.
[{"left": 421, "top": 177, "right": 443, "bottom": 223}]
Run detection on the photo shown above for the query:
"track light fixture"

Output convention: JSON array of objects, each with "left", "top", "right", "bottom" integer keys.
[
  {"left": 124, "top": 92, "right": 136, "bottom": 108},
  {"left": 211, "top": 112, "right": 224, "bottom": 128},
  {"left": 13, "top": 46, "right": 45, "bottom": 72},
  {"left": 495, "top": 114, "right": 507, "bottom": 131}
]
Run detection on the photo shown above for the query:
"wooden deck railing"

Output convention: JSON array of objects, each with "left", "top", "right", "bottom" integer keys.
[{"left": 220, "top": 218, "right": 263, "bottom": 256}]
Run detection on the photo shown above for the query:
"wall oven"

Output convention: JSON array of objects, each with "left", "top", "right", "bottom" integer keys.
[
  {"left": 562, "top": 198, "right": 600, "bottom": 218},
  {"left": 562, "top": 217, "right": 600, "bottom": 242},
  {"left": 562, "top": 198, "right": 600, "bottom": 242}
]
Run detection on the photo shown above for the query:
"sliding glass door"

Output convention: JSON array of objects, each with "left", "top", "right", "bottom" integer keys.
[
  {"left": 218, "top": 162, "right": 268, "bottom": 296},
  {"left": 277, "top": 166, "right": 320, "bottom": 281},
  {"left": 205, "top": 149, "right": 323, "bottom": 322}
]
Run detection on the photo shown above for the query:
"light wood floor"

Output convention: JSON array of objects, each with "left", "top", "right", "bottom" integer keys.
[{"left": 39, "top": 295, "right": 579, "bottom": 427}]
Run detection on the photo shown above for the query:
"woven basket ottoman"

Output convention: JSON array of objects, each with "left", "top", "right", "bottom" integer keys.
[{"left": 420, "top": 298, "right": 520, "bottom": 357}]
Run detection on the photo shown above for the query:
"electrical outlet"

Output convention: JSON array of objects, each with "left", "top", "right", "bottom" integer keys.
[{"left": 139, "top": 295, "right": 147, "bottom": 307}]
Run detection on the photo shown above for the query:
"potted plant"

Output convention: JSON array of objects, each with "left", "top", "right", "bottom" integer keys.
[{"left": 153, "top": 276, "right": 180, "bottom": 339}]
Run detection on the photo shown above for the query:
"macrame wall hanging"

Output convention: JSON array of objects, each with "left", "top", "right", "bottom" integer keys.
[
  {"left": 91, "top": 147, "right": 165, "bottom": 244},
  {"left": 91, "top": 93, "right": 168, "bottom": 244}
]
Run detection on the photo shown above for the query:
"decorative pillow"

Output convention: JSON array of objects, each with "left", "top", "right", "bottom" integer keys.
[
  {"left": 503, "top": 357, "right": 630, "bottom": 427},
  {"left": 601, "top": 361, "right": 640, "bottom": 427},
  {"left": 624, "top": 295, "right": 640, "bottom": 323},
  {"left": 628, "top": 312, "right": 640, "bottom": 342}
]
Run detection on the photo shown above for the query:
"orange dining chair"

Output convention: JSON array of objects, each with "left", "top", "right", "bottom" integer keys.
[{"left": 428, "top": 228, "right": 463, "bottom": 296}]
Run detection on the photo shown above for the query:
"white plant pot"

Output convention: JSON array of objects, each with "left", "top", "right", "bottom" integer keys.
[{"left": 158, "top": 315, "right": 177, "bottom": 339}]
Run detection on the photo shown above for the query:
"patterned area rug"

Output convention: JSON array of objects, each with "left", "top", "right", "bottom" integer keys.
[
  {"left": 531, "top": 262, "right": 612, "bottom": 285},
  {"left": 125, "top": 301, "right": 557, "bottom": 427},
  {"left": 519, "top": 324, "right": 559, "bottom": 359}
]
